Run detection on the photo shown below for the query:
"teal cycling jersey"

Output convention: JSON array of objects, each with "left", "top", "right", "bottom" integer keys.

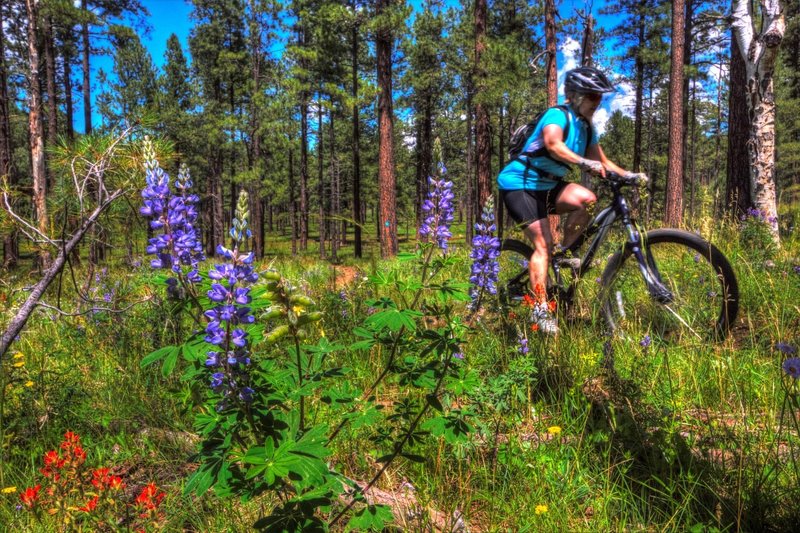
[{"left": 497, "top": 105, "right": 598, "bottom": 191}]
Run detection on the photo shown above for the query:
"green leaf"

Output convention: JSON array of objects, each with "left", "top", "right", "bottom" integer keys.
[
  {"left": 365, "top": 308, "right": 421, "bottom": 332},
  {"left": 141, "top": 345, "right": 177, "bottom": 368},
  {"left": 162, "top": 346, "right": 180, "bottom": 377},
  {"left": 396, "top": 251, "right": 419, "bottom": 262},
  {"left": 426, "top": 393, "right": 444, "bottom": 412},
  {"left": 346, "top": 504, "right": 394, "bottom": 531}
]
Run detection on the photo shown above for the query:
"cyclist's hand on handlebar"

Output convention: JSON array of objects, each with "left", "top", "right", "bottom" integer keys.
[
  {"left": 623, "top": 171, "right": 649, "bottom": 186},
  {"left": 578, "top": 157, "right": 605, "bottom": 177}
]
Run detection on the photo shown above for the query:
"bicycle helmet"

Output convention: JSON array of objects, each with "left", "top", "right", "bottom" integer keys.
[{"left": 564, "top": 67, "right": 615, "bottom": 94}]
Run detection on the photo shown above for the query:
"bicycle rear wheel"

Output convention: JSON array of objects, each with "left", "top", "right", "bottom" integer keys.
[
  {"left": 497, "top": 239, "right": 533, "bottom": 308},
  {"left": 601, "top": 229, "right": 739, "bottom": 343}
]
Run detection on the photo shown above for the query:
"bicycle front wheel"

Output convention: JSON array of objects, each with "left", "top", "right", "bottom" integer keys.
[{"left": 601, "top": 229, "right": 739, "bottom": 343}]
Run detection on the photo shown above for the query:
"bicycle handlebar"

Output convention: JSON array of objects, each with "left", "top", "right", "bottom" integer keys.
[{"left": 603, "top": 170, "right": 648, "bottom": 187}]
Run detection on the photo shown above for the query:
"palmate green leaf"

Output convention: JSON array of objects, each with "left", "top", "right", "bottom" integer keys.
[
  {"left": 162, "top": 346, "right": 180, "bottom": 377},
  {"left": 365, "top": 308, "right": 422, "bottom": 332},
  {"left": 446, "top": 368, "right": 481, "bottom": 395},
  {"left": 431, "top": 280, "right": 472, "bottom": 303},
  {"left": 422, "top": 412, "right": 473, "bottom": 444},
  {"left": 343, "top": 403, "right": 383, "bottom": 430},
  {"left": 346, "top": 504, "right": 394, "bottom": 531},
  {"left": 184, "top": 459, "right": 223, "bottom": 497},
  {"left": 242, "top": 426, "right": 331, "bottom": 488},
  {"left": 141, "top": 345, "right": 178, "bottom": 368}
]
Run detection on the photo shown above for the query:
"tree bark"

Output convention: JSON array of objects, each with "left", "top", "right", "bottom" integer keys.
[
  {"left": 64, "top": 46, "right": 74, "bottom": 141},
  {"left": 0, "top": 0, "right": 17, "bottom": 268},
  {"left": 376, "top": 0, "right": 397, "bottom": 258},
  {"left": 43, "top": 15, "right": 58, "bottom": 148},
  {"left": 580, "top": 14, "right": 594, "bottom": 67},
  {"left": 474, "top": 0, "right": 491, "bottom": 208},
  {"left": 1, "top": 189, "right": 125, "bottom": 360},
  {"left": 731, "top": 0, "right": 785, "bottom": 241},
  {"left": 26, "top": 0, "right": 51, "bottom": 269},
  {"left": 465, "top": 86, "right": 474, "bottom": 243},
  {"left": 330, "top": 108, "right": 339, "bottom": 261},
  {"left": 544, "top": 0, "right": 561, "bottom": 241},
  {"left": 81, "top": 0, "right": 92, "bottom": 135},
  {"left": 726, "top": 35, "right": 750, "bottom": 217},
  {"left": 318, "top": 98, "right": 326, "bottom": 259},
  {"left": 289, "top": 145, "right": 297, "bottom": 255},
  {"left": 351, "top": 6, "right": 362, "bottom": 258},
  {"left": 299, "top": 27, "right": 309, "bottom": 251},
  {"left": 664, "top": 0, "right": 685, "bottom": 226}
]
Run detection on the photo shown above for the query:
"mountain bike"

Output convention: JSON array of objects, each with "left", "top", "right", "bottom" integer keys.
[{"left": 497, "top": 171, "right": 739, "bottom": 342}]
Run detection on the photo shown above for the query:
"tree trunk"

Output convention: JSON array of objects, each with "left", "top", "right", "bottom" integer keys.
[
  {"left": 726, "top": 35, "right": 750, "bottom": 217},
  {"left": 580, "top": 14, "right": 594, "bottom": 67},
  {"left": 289, "top": 145, "right": 297, "bottom": 255},
  {"left": 0, "top": 0, "right": 17, "bottom": 268},
  {"left": 64, "top": 46, "right": 74, "bottom": 141},
  {"left": 26, "top": 0, "right": 51, "bottom": 269},
  {"left": 351, "top": 8, "right": 362, "bottom": 258},
  {"left": 474, "top": 0, "right": 491, "bottom": 208},
  {"left": 376, "top": 0, "right": 397, "bottom": 258},
  {"left": 545, "top": 0, "right": 561, "bottom": 241},
  {"left": 731, "top": 0, "right": 785, "bottom": 241},
  {"left": 1, "top": 189, "right": 125, "bottom": 360},
  {"left": 664, "top": 0, "right": 685, "bottom": 226},
  {"left": 81, "top": 0, "right": 91, "bottom": 135},
  {"left": 330, "top": 108, "right": 339, "bottom": 262},
  {"left": 318, "top": 98, "right": 326, "bottom": 259},
  {"left": 43, "top": 15, "right": 58, "bottom": 148},
  {"left": 465, "top": 87, "right": 474, "bottom": 243},
  {"left": 299, "top": 27, "right": 309, "bottom": 251}
]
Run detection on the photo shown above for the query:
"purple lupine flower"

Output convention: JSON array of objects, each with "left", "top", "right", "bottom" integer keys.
[
  {"left": 517, "top": 333, "right": 529, "bottom": 356},
  {"left": 640, "top": 335, "right": 651, "bottom": 349},
  {"left": 202, "top": 191, "right": 258, "bottom": 410},
  {"left": 783, "top": 357, "right": 800, "bottom": 380},
  {"left": 419, "top": 144, "right": 455, "bottom": 251},
  {"left": 775, "top": 342, "right": 798, "bottom": 356},
  {"left": 453, "top": 352, "right": 464, "bottom": 360},
  {"left": 140, "top": 138, "right": 204, "bottom": 289},
  {"left": 469, "top": 196, "right": 501, "bottom": 309},
  {"left": 793, "top": 265, "right": 800, "bottom": 275}
]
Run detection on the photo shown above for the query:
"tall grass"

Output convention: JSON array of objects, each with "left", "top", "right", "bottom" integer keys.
[{"left": 1, "top": 207, "right": 798, "bottom": 531}]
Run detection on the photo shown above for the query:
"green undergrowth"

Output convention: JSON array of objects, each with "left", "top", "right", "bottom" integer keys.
[{"left": 1, "top": 212, "right": 799, "bottom": 531}]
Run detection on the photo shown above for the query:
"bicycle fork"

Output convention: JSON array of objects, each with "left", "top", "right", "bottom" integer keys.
[{"left": 623, "top": 220, "right": 674, "bottom": 304}]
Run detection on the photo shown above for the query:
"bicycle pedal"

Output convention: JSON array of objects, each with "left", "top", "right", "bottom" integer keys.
[{"left": 554, "top": 256, "right": 581, "bottom": 270}]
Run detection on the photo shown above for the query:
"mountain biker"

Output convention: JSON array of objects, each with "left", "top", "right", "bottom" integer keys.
[{"left": 497, "top": 66, "right": 648, "bottom": 335}]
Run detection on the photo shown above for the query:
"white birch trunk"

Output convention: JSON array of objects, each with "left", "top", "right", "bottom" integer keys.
[{"left": 731, "top": 0, "right": 785, "bottom": 243}]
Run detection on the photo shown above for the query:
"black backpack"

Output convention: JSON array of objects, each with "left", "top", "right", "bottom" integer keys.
[{"left": 507, "top": 104, "right": 591, "bottom": 170}]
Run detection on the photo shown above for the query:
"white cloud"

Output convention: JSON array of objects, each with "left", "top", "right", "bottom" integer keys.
[
  {"left": 557, "top": 37, "right": 582, "bottom": 99},
  {"left": 593, "top": 107, "right": 610, "bottom": 136}
]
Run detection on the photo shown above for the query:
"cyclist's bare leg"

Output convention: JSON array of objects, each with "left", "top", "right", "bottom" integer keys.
[
  {"left": 522, "top": 217, "right": 553, "bottom": 305},
  {"left": 555, "top": 183, "right": 597, "bottom": 249}
]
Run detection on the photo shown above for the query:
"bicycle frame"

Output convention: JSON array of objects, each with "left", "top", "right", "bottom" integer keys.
[{"left": 551, "top": 180, "right": 673, "bottom": 303}]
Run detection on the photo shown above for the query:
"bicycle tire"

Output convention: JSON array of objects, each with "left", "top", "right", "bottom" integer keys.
[
  {"left": 497, "top": 239, "right": 534, "bottom": 307},
  {"left": 600, "top": 229, "right": 739, "bottom": 342}
]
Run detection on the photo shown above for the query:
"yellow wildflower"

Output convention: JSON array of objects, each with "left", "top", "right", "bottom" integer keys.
[
  {"left": 1, "top": 486, "right": 17, "bottom": 494},
  {"left": 12, "top": 361, "right": 24, "bottom": 368},
  {"left": 535, "top": 504, "right": 548, "bottom": 515},
  {"left": 547, "top": 426, "right": 562, "bottom": 435},
  {"left": 12, "top": 352, "right": 24, "bottom": 359},
  {"left": 25, "top": 381, "right": 34, "bottom": 388},
  {"left": 292, "top": 305, "right": 304, "bottom": 316}
]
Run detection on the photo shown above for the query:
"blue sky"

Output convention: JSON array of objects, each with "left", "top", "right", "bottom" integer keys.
[{"left": 78, "top": 0, "right": 626, "bottom": 134}]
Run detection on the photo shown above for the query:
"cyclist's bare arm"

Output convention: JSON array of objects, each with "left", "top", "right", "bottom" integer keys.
[
  {"left": 586, "top": 144, "right": 627, "bottom": 177},
  {"left": 542, "top": 124, "right": 607, "bottom": 177}
]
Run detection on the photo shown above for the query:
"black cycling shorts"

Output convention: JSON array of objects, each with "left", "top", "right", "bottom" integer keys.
[{"left": 500, "top": 181, "right": 569, "bottom": 229}]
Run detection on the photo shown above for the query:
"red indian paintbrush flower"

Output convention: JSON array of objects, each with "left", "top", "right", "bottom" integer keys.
[{"left": 19, "top": 485, "right": 41, "bottom": 508}]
